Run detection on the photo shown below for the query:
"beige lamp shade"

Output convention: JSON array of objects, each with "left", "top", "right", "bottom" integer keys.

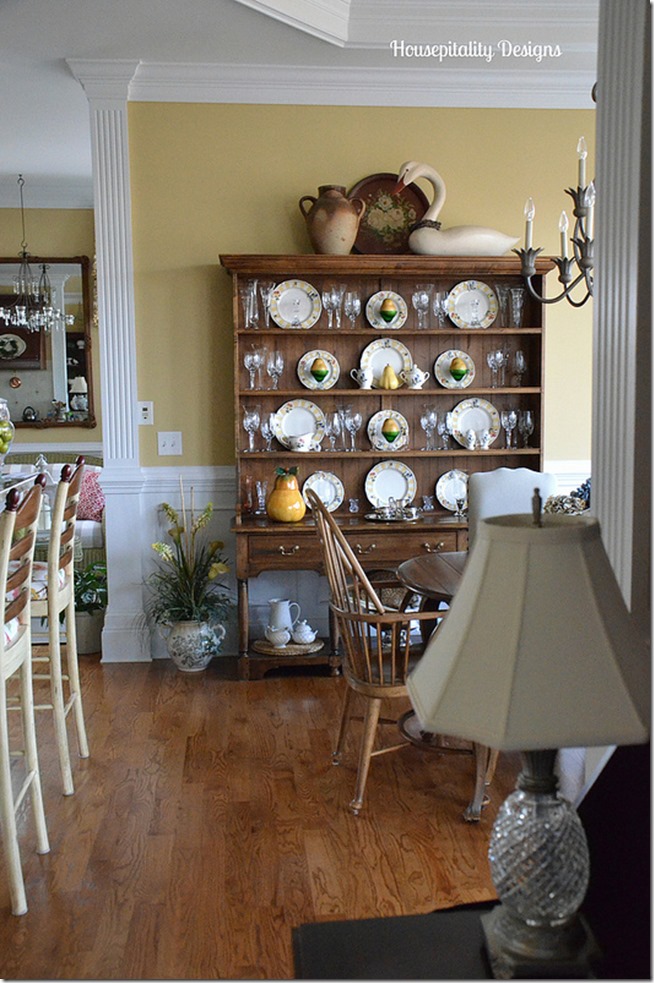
[{"left": 407, "top": 514, "right": 650, "bottom": 751}]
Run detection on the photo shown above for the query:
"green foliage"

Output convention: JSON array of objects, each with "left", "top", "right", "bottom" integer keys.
[
  {"left": 74, "top": 562, "right": 108, "bottom": 615},
  {"left": 146, "top": 482, "right": 233, "bottom": 627}
]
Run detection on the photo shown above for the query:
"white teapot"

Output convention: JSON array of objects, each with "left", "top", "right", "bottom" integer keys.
[
  {"left": 400, "top": 364, "right": 430, "bottom": 389},
  {"left": 291, "top": 620, "right": 318, "bottom": 644}
]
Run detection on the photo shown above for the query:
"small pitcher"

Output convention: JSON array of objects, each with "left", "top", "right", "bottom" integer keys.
[
  {"left": 350, "top": 366, "right": 373, "bottom": 389},
  {"left": 268, "top": 598, "right": 301, "bottom": 631}
]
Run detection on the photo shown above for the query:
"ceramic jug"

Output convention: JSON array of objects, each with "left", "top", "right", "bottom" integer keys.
[
  {"left": 349, "top": 366, "right": 374, "bottom": 389},
  {"left": 268, "top": 598, "right": 301, "bottom": 631},
  {"left": 298, "top": 185, "right": 366, "bottom": 255}
]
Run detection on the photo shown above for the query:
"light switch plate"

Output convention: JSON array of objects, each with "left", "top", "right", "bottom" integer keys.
[{"left": 157, "top": 431, "right": 182, "bottom": 456}]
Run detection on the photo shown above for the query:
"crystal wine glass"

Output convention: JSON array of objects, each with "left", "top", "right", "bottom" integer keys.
[
  {"left": 244, "top": 347, "right": 264, "bottom": 389},
  {"left": 337, "top": 403, "right": 351, "bottom": 450},
  {"left": 344, "top": 291, "right": 361, "bottom": 329},
  {"left": 493, "top": 283, "right": 510, "bottom": 327},
  {"left": 266, "top": 350, "right": 284, "bottom": 390},
  {"left": 325, "top": 411, "right": 341, "bottom": 451},
  {"left": 419, "top": 406, "right": 438, "bottom": 451},
  {"left": 501, "top": 409, "right": 518, "bottom": 449},
  {"left": 432, "top": 290, "right": 449, "bottom": 326},
  {"left": 344, "top": 409, "right": 362, "bottom": 451},
  {"left": 437, "top": 420, "right": 450, "bottom": 450},
  {"left": 242, "top": 405, "right": 261, "bottom": 453},
  {"left": 519, "top": 410, "right": 535, "bottom": 447},
  {"left": 510, "top": 287, "right": 526, "bottom": 327},
  {"left": 486, "top": 351, "right": 501, "bottom": 389},
  {"left": 258, "top": 280, "right": 275, "bottom": 328},
  {"left": 513, "top": 349, "right": 527, "bottom": 386},
  {"left": 260, "top": 412, "right": 276, "bottom": 451},
  {"left": 254, "top": 480, "right": 268, "bottom": 515},
  {"left": 322, "top": 289, "right": 335, "bottom": 329},
  {"left": 330, "top": 284, "right": 346, "bottom": 329},
  {"left": 239, "top": 279, "right": 259, "bottom": 329},
  {"left": 412, "top": 285, "right": 431, "bottom": 329}
]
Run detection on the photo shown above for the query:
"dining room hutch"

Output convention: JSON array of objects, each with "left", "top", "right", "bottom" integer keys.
[{"left": 221, "top": 254, "right": 552, "bottom": 679}]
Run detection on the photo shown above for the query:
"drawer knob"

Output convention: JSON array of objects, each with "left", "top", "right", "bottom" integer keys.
[
  {"left": 354, "top": 543, "right": 377, "bottom": 555},
  {"left": 278, "top": 544, "right": 300, "bottom": 556},
  {"left": 422, "top": 541, "right": 445, "bottom": 554}
]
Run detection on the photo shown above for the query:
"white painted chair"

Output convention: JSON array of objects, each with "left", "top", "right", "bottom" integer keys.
[
  {"left": 467, "top": 468, "right": 558, "bottom": 546},
  {"left": 31, "top": 459, "right": 89, "bottom": 795},
  {"left": 0, "top": 478, "right": 50, "bottom": 915}
]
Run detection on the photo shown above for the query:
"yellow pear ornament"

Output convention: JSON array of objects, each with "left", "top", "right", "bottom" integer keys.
[{"left": 379, "top": 363, "right": 400, "bottom": 390}]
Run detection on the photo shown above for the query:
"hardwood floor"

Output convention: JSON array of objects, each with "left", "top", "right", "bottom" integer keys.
[{"left": 1, "top": 656, "right": 520, "bottom": 979}]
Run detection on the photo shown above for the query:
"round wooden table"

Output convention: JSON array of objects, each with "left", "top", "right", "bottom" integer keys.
[{"left": 396, "top": 549, "right": 496, "bottom": 822}]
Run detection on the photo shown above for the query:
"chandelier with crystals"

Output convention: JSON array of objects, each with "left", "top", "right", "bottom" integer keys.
[{"left": 0, "top": 175, "right": 75, "bottom": 333}]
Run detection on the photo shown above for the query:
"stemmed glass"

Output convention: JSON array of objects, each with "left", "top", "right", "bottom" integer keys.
[
  {"left": 419, "top": 406, "right": 438, "bottom": 450},
  {"left": 330, "top": 284, "right": 346, "bottom": 329},
  {"left": 266, "top": 350, "right": 284, "bottom": 390},
  {"left": 337, "top": 403, "right": 351, "bottom": 450},
  {"left": 437, "top": 419, "right": 450, "bottom": 449},
  {"left": 239, "top": 279, "right": 259, "bottom": 329},
  {"left": 254, "top": 480, "right": 268, "bottom": 515},
  {"left": 322, "top": 289, "right": 335, "bottom": 329},
  {"left": 244, "top": 347, "right": 264, "bottom": 389},
  {"left": 243, "top": 405, "right": 261, "bottom": 453},
  {"left": 432, "top": 290, "right": 449, "bottom": 326},
  {"left": 344, "top": 291, "right": 361, "bottom": 329},
  {"left": 260, "top": 412, "right": 276, "bottom": 451},
  {"left": 501, "top": 409, "right": 518, "bottom": 449},
  {"left": 519, "top": 410, "right": 535, "bottom": 447},
  {"left": 258, "top": 281, "right": 275, "bottom": 328},
  {"left": 510, "top": 287, "right": 526, "bottom": 327},
  {"left": 325, "top": 411, "right": 342, "bottom": 451},
  {"left": 486, "top": 350, "right": 506, "bottom": 389},
  {"left": 412, "top": 284, "right": 431, "bottom": 329},
  {"left": 493, "top": 283, "right": 510, "bottom": 327},
  {"left": 513, "top": 350, "right": 527, "bottom": 386},
  {"left": 344, "top": 409, "right": 362, "bottom": 451}
]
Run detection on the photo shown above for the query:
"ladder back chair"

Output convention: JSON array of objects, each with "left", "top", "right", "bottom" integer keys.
[
  {"left": 31, "top": 457, "right": 89, "bottom": 795},
  {"left": 0, "top": 478, "right": 50, "bottom": 915},
  {"left": 306, "top": 488, "right": 438, "bottom": 814}
]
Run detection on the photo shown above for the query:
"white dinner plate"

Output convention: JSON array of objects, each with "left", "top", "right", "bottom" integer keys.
[
  {"left": 450, "top": 397, "right": 500, "bottom": 448},
  {"left": 297, "top": 349, "right": 340, "bottom": 390},
  {"left": 273, "top": 399, "right": 326, "bottom": 447},
  {"left": 434, "top": 349, "right": 476, "bottom": 389},
  {"left": 0, "top": 334, "right": 27, "bottom": 360},
  {"left": 446, "top": 280, "right": 498, "bottom": 329},
  {"left": 364, "top": 460, "right": 417, "bottom": 508},
  {"left": 366, "top": 410, "right": 409, "bottom": 452},
  {"left": 270, "top": 279, "right": 322, "bottom": 329},
  {"left": 359, "top": 337, "right": 413, "bottom": 390},
  {"left": 436, "top": 469, "right": 469, "bottom": 511},
  {"left": 365, "top": 290, "right": 408, "bottom": 330},
  {"left": 302, "top": 471, "right": 345, "bottom": 512}
]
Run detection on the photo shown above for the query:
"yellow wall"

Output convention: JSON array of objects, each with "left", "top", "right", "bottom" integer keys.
[
  {"left": 0, "top": 207, "right": 100, "bottom": 444},
  {"left": 129, "top": 103, "right": 594, "bottom": 468}
]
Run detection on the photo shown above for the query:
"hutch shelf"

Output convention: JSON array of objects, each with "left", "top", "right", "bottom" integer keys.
[{"left": 221, "top": 254, "right": 552, "bottom": 680}]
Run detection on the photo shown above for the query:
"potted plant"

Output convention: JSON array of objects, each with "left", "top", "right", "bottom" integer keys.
[
  {"left": 147, "top": 479, "right": 233, "bottom": 672},
  {"left": 74, "top": 561, "right": 108, "bottom": 654}
]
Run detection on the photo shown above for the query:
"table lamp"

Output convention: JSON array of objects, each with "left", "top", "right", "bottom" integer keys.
[{"left": 407, "top": 508, "right": 649, "bottom": 979}]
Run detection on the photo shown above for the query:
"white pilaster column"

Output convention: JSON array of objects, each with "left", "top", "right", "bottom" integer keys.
[
  {"left": 593, "top": 0, "right": 650, "bottom": 627},
  {"left": 68, "top": 59, "right": 150, "bottom": 661}
]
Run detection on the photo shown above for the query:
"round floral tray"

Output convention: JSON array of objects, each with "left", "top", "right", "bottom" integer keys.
[{"left": 348, "top": 172, "right": 429, "bottom": 254}]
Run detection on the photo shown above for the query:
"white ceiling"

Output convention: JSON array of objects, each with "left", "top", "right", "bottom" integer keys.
[{"left": 0, "top": 0, "right": 599, "bottom": 208}]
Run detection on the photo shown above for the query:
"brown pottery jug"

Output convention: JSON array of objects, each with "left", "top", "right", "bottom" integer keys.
[{"left": 298, "top": 185, "right": 366, "bottom": 255}]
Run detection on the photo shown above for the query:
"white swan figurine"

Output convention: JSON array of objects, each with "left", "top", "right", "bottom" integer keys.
[{"left": 394, "top": 161, "right": 519, "bottom": 257}]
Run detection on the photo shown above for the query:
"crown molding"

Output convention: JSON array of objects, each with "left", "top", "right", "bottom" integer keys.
[
  {"left": 127, "top": 60, "right": 595, "bottom": 109},
  {"left": 231, "top": 0, "right": 351, "bottom": 45}
]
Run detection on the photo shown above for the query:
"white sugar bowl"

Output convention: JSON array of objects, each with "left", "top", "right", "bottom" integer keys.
[
  {"left": 265, "top": 625, "right": 291, "bottom": 648},
  {"left": 291, "top": 620, "right": 318, "bottom": 644}
]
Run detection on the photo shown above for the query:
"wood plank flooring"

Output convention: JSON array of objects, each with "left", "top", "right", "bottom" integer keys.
[{"left": 1, "top": 656, "right": 520, "bottom": 979}]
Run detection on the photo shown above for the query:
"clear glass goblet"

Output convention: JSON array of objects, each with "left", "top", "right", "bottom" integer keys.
[
  {"left": 260, "top": 412, "right": 276, "bottom": 451},
  {"left": 242, "top": 405, "right": 261, "bottom": 453},
  {"left": 325, "top": 411, "right": 341, "bottom": 451},
  {"left": 344, "top": 291, "right": 361, "bottom": 329},
  {"left": 519, "top": 410, "right": 535, "bottom": 447},
  {"left": 266, "top": 350, "right": 284, "bottom": 390},
  {"left": 514, "top": 349, "right": 527, "bottom": 386},
  {"left": 412, "top": 285, "right": 431, "bottom": 329},
  {"left": 244, "top": 347, "right": 264, "bottom": 389},
  {"left": 344, "top": 409, "right": 362, "bottom": 451},
  {"left": 258, "top": 281, "right": 275, "bottom": 328},
  {"left": 493, "top": 283, "right": 510, "bottom": 327},
  {"left": 487, "top": 351, "right": 500, "bottom": 389},
  {"left": 419, "top": 407, "right": 438, "bottom": 451},
  {"left": 501, "top": 409, "right": 518, "bottom": 449},
  {"left": 322, "top": 290, "right": 335, "bottom": 329},
  {"left": 330, "top": 284, "right": 346, "bottom": 329},
  {"left": 240, "top": 279, "right": 259, "bottom": 329},
  {"left": 432, "top": 290, "right": 449, "bottom": 326},
  {"left": 510, "top": 287, "right": 526, "bottom": 327},
  {"left": 437, "top": 420, "right": 450, "bottom": 450}
]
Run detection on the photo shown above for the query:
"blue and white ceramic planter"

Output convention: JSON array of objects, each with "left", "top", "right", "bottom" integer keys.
[{"left": 166, "top": 620, "right": 226, "bottom": 672}]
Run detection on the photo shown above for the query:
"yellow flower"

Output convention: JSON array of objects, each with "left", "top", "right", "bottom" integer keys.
[{"left": 208, "top": 561, "right": 229, "bottom": 580}]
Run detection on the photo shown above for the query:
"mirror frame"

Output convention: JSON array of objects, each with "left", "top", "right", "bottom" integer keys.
[{"left": 0, "top": 255, "right": 96, "bottom": 428}]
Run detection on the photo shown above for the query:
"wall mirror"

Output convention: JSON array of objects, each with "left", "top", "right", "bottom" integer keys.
[{"left": 0, "top": 255, "right": 96, "bottom": 428}]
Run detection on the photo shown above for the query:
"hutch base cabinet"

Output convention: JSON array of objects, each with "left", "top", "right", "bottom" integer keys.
[{"left": 221, "top": 254, "right": 551, "bottom": 680}]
